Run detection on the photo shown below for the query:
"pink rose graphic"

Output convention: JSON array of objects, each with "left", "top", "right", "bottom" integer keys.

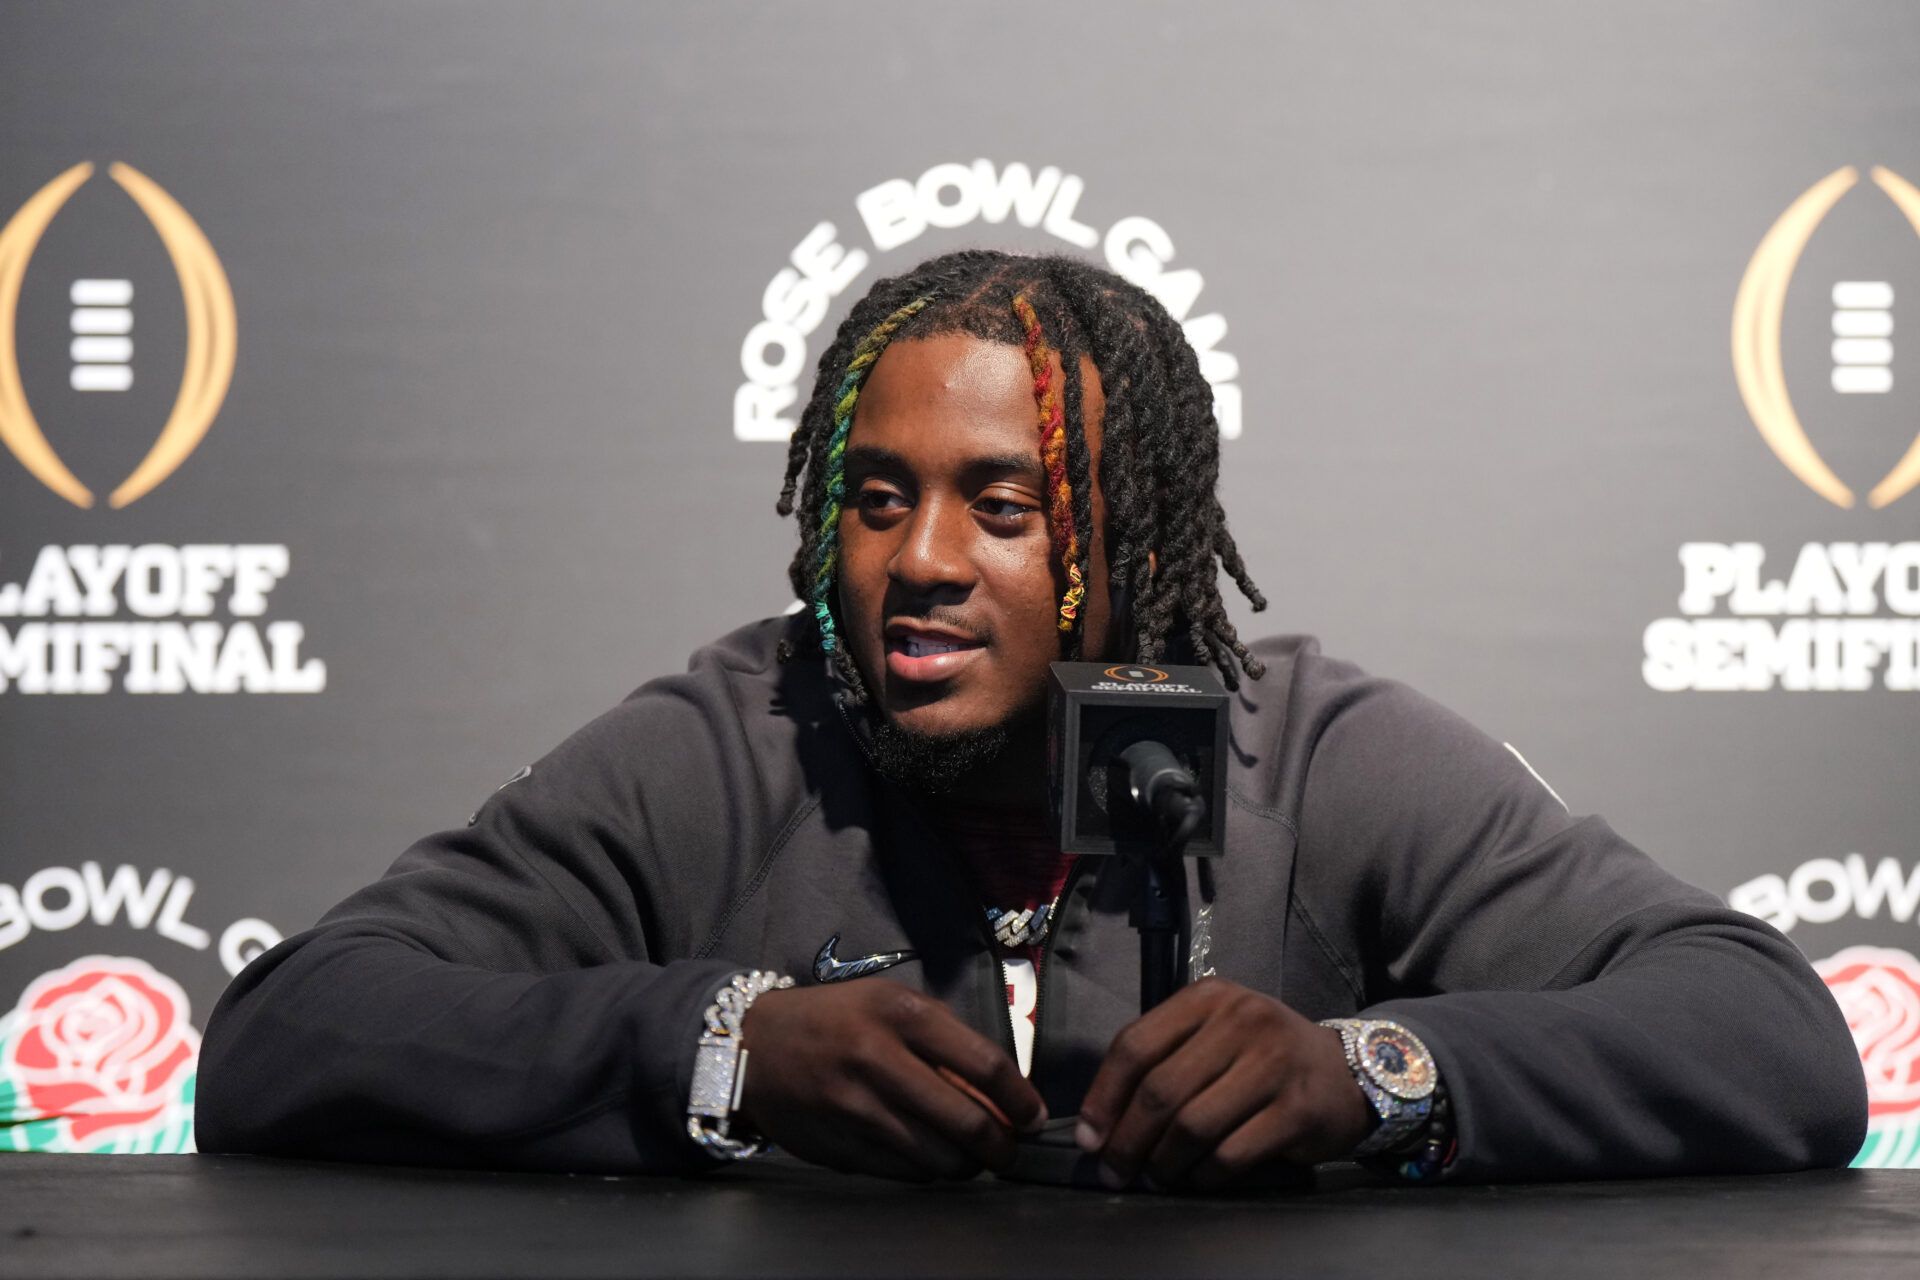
[
  {"left": 3, "top": 956, "right": 200, "bottom": 1144},
  {"left": 1816, "top": 946, "right": 1920, "bottom": 1122}
]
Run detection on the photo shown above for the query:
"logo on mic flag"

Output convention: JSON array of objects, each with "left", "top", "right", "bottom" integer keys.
[{"left": 1101, "top": 665, "right": 1171, "bottom": 684}]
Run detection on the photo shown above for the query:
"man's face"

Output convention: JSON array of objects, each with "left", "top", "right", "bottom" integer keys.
[{"left": 836, "top": 332, "right": 1111, "bottom": 745}]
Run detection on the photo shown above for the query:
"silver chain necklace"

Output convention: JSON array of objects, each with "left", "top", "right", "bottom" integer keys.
[{"left": 985, "top": 898, "right": 1060, "bottom": 949}]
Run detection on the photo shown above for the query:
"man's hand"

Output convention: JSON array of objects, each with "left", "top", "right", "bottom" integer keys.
[
  {"left": 1075, "top": 978, "right": 1372, "bottom": 1191},
  {"left": 736, "top": 979, "right": 1046, "bottom": 1182}
]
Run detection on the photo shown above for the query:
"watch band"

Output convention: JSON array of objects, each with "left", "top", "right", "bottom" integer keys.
[
  {"left": 1319, "top": 1017, "right": 1439, "bottom": 1160},
  {"left": 686, "top": 969, "right": 794, "bottom": 1159},
  {"left": 1386, "top": 1078, "right": 1456, "bottom": 1182}
]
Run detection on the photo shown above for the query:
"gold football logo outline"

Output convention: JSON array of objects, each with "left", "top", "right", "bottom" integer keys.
[
  {"left": 1103, "top": 664, "right": 1171, "bottom": 683},
  {"left": 0, "top": 162, "right": 236, "bottom": 509},
  {"left": 1733, "top": 165, "right": 1920, "bottom": 510}
]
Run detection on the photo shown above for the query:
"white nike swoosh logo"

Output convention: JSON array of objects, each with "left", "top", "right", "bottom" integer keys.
[{"left": 813, "top": 933, "right": 917, "bottom": 983}]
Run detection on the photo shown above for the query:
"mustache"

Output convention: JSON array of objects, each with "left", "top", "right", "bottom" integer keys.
[{"left": 878, "top": 594, "right": 991, "bottom": 645}]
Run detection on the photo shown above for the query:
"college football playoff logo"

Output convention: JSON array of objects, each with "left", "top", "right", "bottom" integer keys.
[
  {"left": 0, "top": 162, "right": 235, "bottom": 508},
  {"left": 1102, "top": 664, "right": 1171, "bottom": 683},
  {"left": 1733, "top": 165, "right": 1920, "bottom": 509}
]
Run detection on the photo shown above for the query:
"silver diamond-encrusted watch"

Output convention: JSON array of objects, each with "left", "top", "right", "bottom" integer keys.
[
  {"left": 686, "top": 969, "right": 794, "bottom": 1159},
  {"left": 1319, "top": 1017, "right": 1438, "bottom": 1158}
]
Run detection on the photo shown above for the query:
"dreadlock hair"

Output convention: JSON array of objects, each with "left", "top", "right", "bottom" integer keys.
[{"left": 774, "top": 249, "right": 1267, "bottom": 700}]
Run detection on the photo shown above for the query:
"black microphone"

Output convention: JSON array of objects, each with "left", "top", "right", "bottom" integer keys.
[
  {"left": 1117, "top": 739, "right": 1209, "bottom": 849},
  {"left": 1047, "top": 661, "right": 1228, "bottom": 858}
]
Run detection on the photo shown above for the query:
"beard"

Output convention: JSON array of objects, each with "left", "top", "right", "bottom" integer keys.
[
  {"left": 868, "top": 717, "right": 1012, "bottom": 796},
  {"left": 866, "top": 700, "right": 1045, "bottom": 797}
]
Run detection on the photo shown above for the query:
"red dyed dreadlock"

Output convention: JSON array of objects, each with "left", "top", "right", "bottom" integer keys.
[{"left": 1012, "top": 294, "right": 1086, "bottom": 632}]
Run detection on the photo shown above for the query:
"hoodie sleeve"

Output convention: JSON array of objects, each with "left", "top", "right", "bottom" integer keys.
[
  {"left": 195, "top": 671, "right": 769, "bottom": 1173},
  {"left": 1292, "top": 667, "right": 1867, "bottom": 1181}
]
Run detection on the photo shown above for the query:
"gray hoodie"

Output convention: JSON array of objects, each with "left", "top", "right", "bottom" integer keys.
[{"left": 196, "top": 616, "right": 1867, "bottom": 1178}]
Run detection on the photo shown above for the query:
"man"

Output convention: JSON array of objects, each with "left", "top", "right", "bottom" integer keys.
[{"left": 197, "top": 250, "right": 1866, "bottom": 1189}]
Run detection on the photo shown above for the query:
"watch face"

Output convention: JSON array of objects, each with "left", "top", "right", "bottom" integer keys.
[{"left": 1360, "top": 1023, "right": 1436, "bottom": 1100}]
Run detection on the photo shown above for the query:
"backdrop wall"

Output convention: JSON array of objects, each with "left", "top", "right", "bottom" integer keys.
[{"left": 2, "top": 2, "right": 1916, "bottom": 1164}]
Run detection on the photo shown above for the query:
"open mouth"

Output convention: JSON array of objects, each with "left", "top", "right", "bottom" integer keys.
[
  {"left": 884, "top": 625, "right": 987, "bottom": 683},
  {"left": 899, "top": 636, "right": 971, "bottom": 658}
]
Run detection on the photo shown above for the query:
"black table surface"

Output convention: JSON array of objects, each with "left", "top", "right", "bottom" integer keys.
[{"left": 2, "top": 1153, "right": 1917, "bottom": 1280}]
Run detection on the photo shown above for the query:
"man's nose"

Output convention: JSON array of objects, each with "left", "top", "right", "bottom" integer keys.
[{"left": 887, "top": 495, "right": 974, "bottom": 596}]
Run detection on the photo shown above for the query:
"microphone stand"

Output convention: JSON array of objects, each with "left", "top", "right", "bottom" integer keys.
[
  {"left": 1135, "top": 852, "right": 1189, "bottom": 1014},
  {"left": 1000, "top": 740, "right": 1213, "bottom": 1188},
  {"left": 1008, "top": 654, "right": 1233, "bottom": 1190},
  {"left": 1118, "top": 739, "right": 1207, "bottom": 1015}
]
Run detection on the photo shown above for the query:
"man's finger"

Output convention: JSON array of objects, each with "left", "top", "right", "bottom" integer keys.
[
  {"left": 892, "top": 993, "right": 1046, "bottom": 1133},
  {"left": 1187, "top": 1105, "right": 1308, "bottom": 1192},
  {"left": 864, "top": 1050, "right": 1020, "bottom": 1172},
  {"left": 841, "top": 1080, "right": 983, "bottom": 1181},
  {"left": 1142, "top": 1056, "right": 1275, "bottom": 1187},
  {"left": 1076, "top": 985, "right": 1217, "bottom": 1150},
  {"left": 859, "top": 1039, "right": 1018, "bottom": 1169},
  {"left": 937, "top": 1065, "right": 1012, "bottom": 1128},
  {"left": 1093, "top": 1020, "right": 1240, "bottom": 1182}
]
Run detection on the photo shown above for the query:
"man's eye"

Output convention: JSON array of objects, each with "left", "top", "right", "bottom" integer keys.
[
  {"left": 857, "top": 488, "right": 907, "bottom": 511},
  {"left": 976, "top": 498, "right": 1037, "bottom": 520}
]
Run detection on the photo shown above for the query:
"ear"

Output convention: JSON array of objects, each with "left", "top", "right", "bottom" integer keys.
[{"left": 1148, "top": 550, "right": 1158, "bottom": 578}]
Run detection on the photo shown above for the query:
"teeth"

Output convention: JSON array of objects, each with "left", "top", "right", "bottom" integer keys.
[{"left": 904, "top": 637, "right": 965, "bottom": 658}]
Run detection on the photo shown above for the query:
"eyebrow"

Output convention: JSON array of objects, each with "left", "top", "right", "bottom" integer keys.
[{"left": 843, "top": 444, "right": 1044, "bottom": 484}]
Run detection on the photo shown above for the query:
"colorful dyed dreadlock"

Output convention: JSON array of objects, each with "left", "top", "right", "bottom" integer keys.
[
  {"left": 805, "top": 294, "right": 934, "bottom": 653},
  {"left": 1012, "top": 294, "right": 1086, "bottom": 632},
  {"left": 776, "top": 249, "right": 1266, "bottom": 702}
]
